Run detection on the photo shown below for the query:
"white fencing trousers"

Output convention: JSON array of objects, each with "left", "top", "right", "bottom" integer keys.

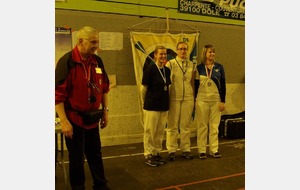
[
  {"left": 166, "top": 99, "right": 194, "bottom": 153},
  {"left": 195, "top": 100, "right": 221, "bottom": 154},
  {"left": 143, "top": 110, "right": 168, "bottom": 157}
]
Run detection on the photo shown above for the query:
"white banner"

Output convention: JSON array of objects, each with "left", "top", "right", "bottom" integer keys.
[{"left": 130, "top": 32, "right": 199, "bottom": 116}]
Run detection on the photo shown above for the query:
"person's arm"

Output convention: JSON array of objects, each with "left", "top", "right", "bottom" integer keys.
[
  {"left": 194, "top": 69, "right": 200, "bottom": 99},
  {"left": 219, "top": 65, "right": 226, "bottom": 111},
  {"left": 191, "top": 70, "right": 196, "bottom": 98},
  {"left": 55, "top": 103, "right": 73, "bottom": 139},
  {"left": 55, "top": 55, "right": 74, "bottom": 138},
  {"left": 100, "top": 93, "right": 109, "bottom": 129},
  {"left": 140, "top": 85, "right": 148, "bottom": 107}
]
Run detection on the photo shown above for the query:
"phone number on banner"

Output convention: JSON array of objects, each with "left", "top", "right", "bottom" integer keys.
[{"left": 178, "top": 0, "right": 245, "bottom": 21}]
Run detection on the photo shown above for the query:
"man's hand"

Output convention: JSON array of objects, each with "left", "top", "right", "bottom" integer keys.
[
  {"left": 100, "top": 111, "right": 108, "bottom": 129},
  {"left": 61, "top": 119, "right": 73, "bottom": 139}
]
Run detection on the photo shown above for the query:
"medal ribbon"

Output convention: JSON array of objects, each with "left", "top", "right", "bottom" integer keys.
[
  {"left": 81, "top": 61, "right": 93, "bottom": 97},
  {"left": 175, "top": 58, "right": 187, "bottom": 75},
  {"left": 156, "top": 64, "right": 166, "bottom": 84},
  {"left": 205, "top": 65, "right": 213, "bottom": 82}
]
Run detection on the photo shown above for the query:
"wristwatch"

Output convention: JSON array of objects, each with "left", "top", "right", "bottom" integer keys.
[{"left": 103, "top": 107, "right": 109, "bottom": 111}]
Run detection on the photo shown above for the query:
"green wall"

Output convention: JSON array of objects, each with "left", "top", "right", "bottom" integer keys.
[{"left": 55, "top": 0, "right": 245, "bottom": 84}]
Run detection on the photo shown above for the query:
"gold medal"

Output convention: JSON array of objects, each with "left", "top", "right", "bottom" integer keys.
[
  {"left": 207, "top": 81, "right": 211, "bottom": 86},
  {"left": 164, "top": 85, "right": 167, "bottom": 91}
]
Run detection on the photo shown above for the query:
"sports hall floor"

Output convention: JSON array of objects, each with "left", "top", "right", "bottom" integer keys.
[{"left": 55, "top": 137, "right": 245, "bottom": 190}]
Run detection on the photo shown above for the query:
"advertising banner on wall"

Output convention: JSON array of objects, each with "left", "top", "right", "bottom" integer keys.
[
  {"left": 178, "top": 0, "right": 245, "bottom": 21},
  {"left": 130, "top": 32, "right": 199, "bottom": 115}
]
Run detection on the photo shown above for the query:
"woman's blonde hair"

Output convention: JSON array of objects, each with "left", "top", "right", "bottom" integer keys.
[
  {"left": 200, "top": 44, "right": 215, "bottom": 64},
  {"left": 154, "top": 45, "right": 166, "bottom": 54}
]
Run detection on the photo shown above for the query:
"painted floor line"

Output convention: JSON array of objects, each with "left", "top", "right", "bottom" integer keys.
[
  {"left": 58, "top": 139, "right": 245, "bottom": 163},
  {"left": 102, "top": 139, "right": 245, "bottom": 160},
  {"left": 155, "top": 172, "right": 245, "bottom": 190}
]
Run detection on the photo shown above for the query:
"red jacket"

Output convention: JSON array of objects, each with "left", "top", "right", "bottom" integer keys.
[{"left": 55, "top": 46, "right": 110, "bottom": 129}]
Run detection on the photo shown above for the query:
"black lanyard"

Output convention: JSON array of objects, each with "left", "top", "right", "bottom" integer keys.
[{"left": 175, "top": 58, "right": 187, "bottom": 75}]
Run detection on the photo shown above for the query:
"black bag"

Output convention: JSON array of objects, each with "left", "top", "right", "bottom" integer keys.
[
  {"left": 219, "top": 117, "right": 226, "bottom": 138},
  {"left": 219, "top": 111, "right": 245, "bottom": 138},
  {"left": 80, "top": 109, "right": 104, "bottom": 125},
  {"left": 225, "top": 118, "right": 245, "bottom": 139}
]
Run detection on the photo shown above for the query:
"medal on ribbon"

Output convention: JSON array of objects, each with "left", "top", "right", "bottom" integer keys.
[{"left": 205, "top": 64, "right": 214, "bottom": 87}]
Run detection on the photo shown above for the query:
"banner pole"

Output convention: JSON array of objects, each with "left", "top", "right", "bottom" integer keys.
[{"left": 165, "top": 7, "right": 170, "bottom": 33}]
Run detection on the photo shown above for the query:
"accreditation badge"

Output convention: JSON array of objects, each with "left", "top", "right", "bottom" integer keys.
[{"left": 96, "top": 67, "right": 102, "bottom": 74}]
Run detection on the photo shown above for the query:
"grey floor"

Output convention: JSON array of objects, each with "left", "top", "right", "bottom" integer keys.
[{"left": 55, "top": 137, "right": 245, "bottom": 190}]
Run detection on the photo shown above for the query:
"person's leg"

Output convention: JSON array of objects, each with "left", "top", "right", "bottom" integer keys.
[
  {"left": 143, "top": 110, "right": 159, "bottom": 157},
  {"left": 166, "top": 100, "right": 180, "bottom": 154},
  {"left": 208, "top": 102, "right": 222, "bottom": 154},
  {"left": 179, "top": 100, "right": 194, "bottom": 152},
  {"left": 196, "top": 101, "right": 209, "bottom": 154},
  {"left": 155, "top": 111, "right": 168, "bottom": 154},
  {"left": 65, "top": 123, "right": 86, "bottom": 190},
  {"left": 143, "top": 110, "right": 160, "bottom": 166},
  {"left": 154, "top": 111, "right": 168, "bottom": 165},
  {"left": 84, "top": 127, "right": 109, "bottom": 190}
]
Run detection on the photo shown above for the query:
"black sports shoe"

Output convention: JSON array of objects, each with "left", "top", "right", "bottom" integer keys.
[
  {"left": 210, "top": 152, "right": 221, "bottom": 158},
  {"left": 155, "top": 154, "right": 166, "bottom": 165},
  {"left": 181, "top": 152, "right": 194, "bottom": 159},
  {"left": 145, "top": 155, "right": 159, "bottom": 167},
  {"left": 199, "top": 153, "right": 207, "bottom": 159},
  {"left": 168, "top": 152, "right": 176, "bottom": 161}
]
